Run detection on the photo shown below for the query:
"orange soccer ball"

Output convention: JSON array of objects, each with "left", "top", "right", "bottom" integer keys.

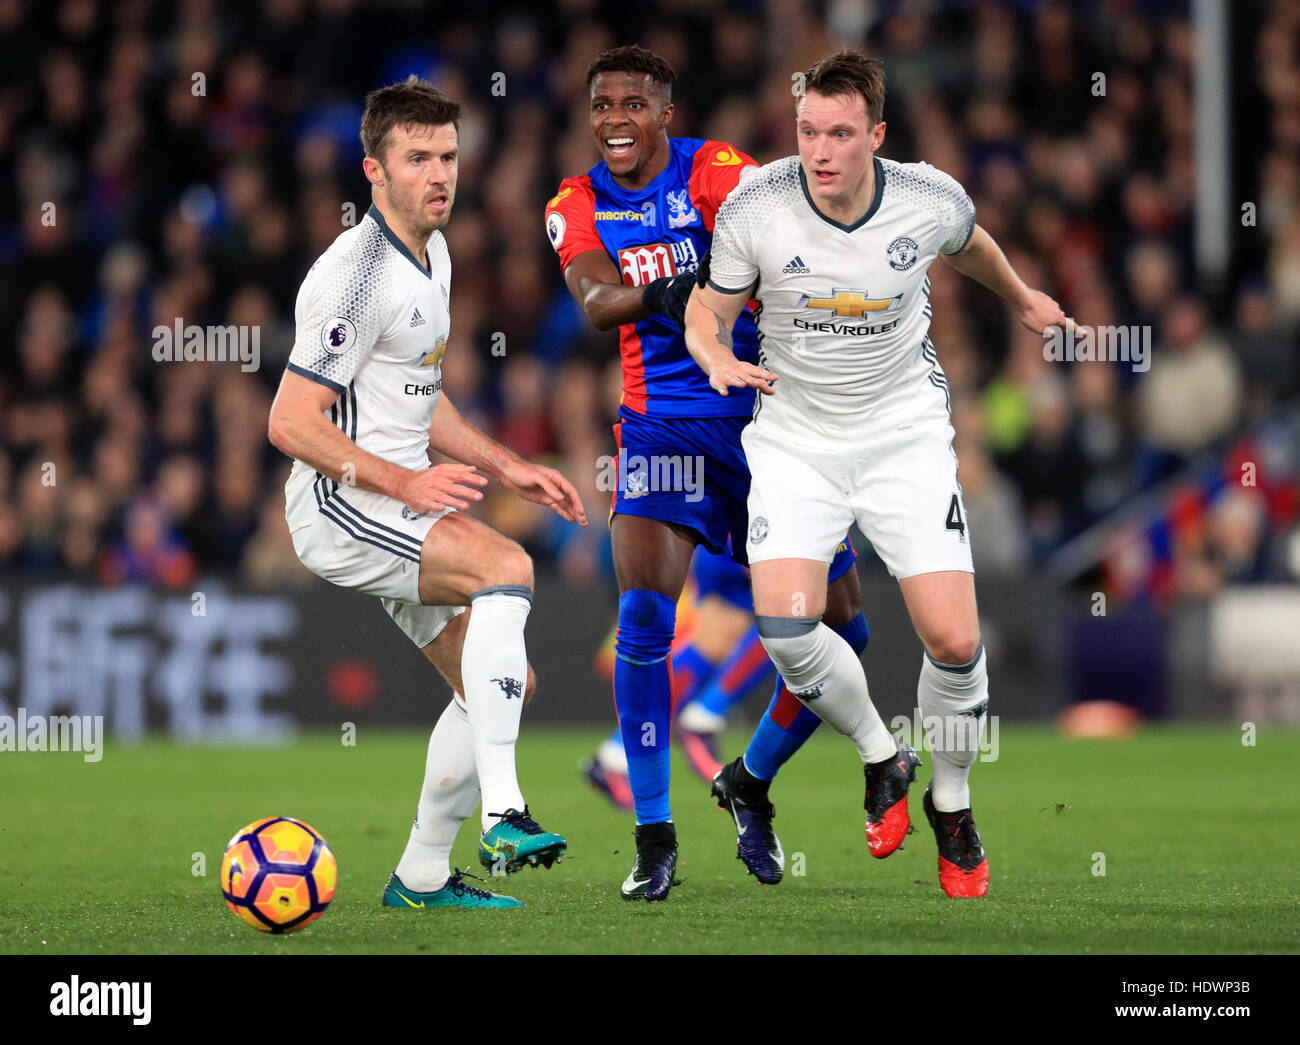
[{"left": 220, "top": 817, "right": 338, "bottom": 934}]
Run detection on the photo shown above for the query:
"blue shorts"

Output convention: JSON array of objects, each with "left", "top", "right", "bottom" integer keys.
[
  {"left": 828, "top": 536, "right": 858, "bottom": 586},
  {"left": 691, "top": 537, "right": 859, "bottom": 615},
  {"left": 611, "top": 411, "right": 861, "bottom": 582},
  {"left": 692, "top": 547, "right": 753, "bottom": 610},
  {"left": 612, "top": 413, "right": 752, "bottom": 560}
]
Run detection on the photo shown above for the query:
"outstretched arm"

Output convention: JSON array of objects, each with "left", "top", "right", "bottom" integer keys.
[
  {"left": 683, "top": 282, "right": 777, "bottom": 396},
  {"left": 563, "top": 249, "right": 649, "bottom": 331},
  {"left": 563, "top": 249, "right": 695, "bottom": 332},
  {"left": 943, "top": 225, "right": 1074, "bottom": 334},
  {"left": 429, "top": 393, "right": 588, "bottom": 526}
]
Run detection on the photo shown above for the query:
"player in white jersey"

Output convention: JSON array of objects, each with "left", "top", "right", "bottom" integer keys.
[
  {"left": 685, "top": 52, "right": 1074, "bottom": 898},
  {"left": 268, "top": 77, "right": 589, "bottom": 910}
]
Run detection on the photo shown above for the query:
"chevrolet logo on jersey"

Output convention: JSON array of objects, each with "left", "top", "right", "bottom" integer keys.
[
  {"left": 798, "top": 289, "right": 903, "bottom": 318},
  {"left": 420, "top": 336, "right": 447, "bottom": 368}
]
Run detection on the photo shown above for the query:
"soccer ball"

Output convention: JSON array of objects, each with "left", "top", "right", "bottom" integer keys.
[{"left": 220, "top": 817, "right": 337, "bottom": 934}]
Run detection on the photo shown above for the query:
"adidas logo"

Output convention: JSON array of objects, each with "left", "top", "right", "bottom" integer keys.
[
  {"left": 410, "top": 308, "right": 426, "bottom": 327},
  {"left": 783, "top": 255, "right": 811, "bottom": 274}
]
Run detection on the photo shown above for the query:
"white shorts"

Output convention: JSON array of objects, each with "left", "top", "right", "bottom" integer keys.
[
  {"left": 742, "top": 414, "right": 974, "bottom": 580},
  {"left": 286, "top": 473, "right": 465, "bottom": 648}
]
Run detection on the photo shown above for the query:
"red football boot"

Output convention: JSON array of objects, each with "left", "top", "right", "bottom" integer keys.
[
  {"left": 922, "top": 784, "right": 989, "bottom": 898},
  {"left": 863, "top": 740, "right": 921, "bottom": 857}
]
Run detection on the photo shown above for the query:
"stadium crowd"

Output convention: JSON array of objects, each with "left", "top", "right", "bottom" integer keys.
[{"left": 1, "top": 0, "right": 1297, "bottom": 604}]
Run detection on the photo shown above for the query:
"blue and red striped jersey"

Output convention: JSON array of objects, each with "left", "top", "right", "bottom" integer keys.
[{"left": 546, "top": 138, "right": 761, "bottom": 418}]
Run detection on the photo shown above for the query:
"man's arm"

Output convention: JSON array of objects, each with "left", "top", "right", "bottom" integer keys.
[
  {"left": 942, "top": 225, "right": 1074, "bottom": 334},
  {"left": 427, "top": 392, "right": 518, "bottom": 479},
  {"left": 683, "top": 282, "right": 776, "bottom": 396},
  {"left": 564, "top": 249, "right": 694, "bottom": 331},
  {"left": 268, "top": 369, "right": 486, "bottom": 512},
  {"left": 428, "top": 394, "right": 588, "bottom": 526}
]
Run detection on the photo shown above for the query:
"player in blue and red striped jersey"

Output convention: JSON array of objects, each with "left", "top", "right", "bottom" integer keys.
[{"left": 545, "top": 46, "right": 874, "bottom": 900}]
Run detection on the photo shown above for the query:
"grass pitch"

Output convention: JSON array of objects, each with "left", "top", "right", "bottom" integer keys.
[{"left": 1, "top": 725, "right": 1297, "bottom": 954}]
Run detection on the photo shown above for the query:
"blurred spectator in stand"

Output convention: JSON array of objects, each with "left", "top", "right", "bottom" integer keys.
[
  {"left": 98, "top": 495, "right": 196, "bottom": 588},
  {"left": 0, "top": 1, "right": 1290, "bottom": 586},
  {"left": 1138, "top": 297, "right": 1242, "bottom": 480},
  {"left": 241, "top": 466, "right": 314, "bottom": 587},
  {"left": 1231, "top": 279, "right": 1298, "bottom": 419},
  {"left": 1175, "top": 487, "right": 1273, "bottom": 601},
  {"left": 953, "top": 398, "right": 1030, "bottom": 576}
]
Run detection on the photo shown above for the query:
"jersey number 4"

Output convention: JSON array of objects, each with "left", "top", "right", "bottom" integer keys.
[{"left": 945, "top": 494, "right": 966, "bottom": 538}]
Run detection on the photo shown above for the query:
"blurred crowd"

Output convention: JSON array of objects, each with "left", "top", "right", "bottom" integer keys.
[{"left": 1, "top": 0, "right": 1297, "bottom": 603}]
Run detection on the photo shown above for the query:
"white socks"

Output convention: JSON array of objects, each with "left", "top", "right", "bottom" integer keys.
[
  {"left": 394, "top": 696, "right": 479, "bottom": 892},
  {"left": 677, "top": 702, "right": 726, "bottom": 734},
  {"left": 394, "top": 586, "right": 535, "bottom": 889},
  {"left": 918, "top": 645, "right": 988, "bottom": 811},
  {"left": 463, "top": 586, "right": 531, "bottom": 830},
  {"left": 756, "top": 616, "right": 895, "bottom": 764},
  {"left": 597, "top": 734, "right": 629, "bottom": 773}
]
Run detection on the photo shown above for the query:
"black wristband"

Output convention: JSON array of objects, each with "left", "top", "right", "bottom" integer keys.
[{"left": 641, "top": 275, "right": 673, "bottom": 315}]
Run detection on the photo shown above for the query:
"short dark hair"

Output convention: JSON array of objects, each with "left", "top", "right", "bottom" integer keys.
[
  {"left": 802, "top": 50, "right": 886, "bottom": 125},
  {"left": 360, "top": 75, "right": 462, "bottom": 165},
  {"left": 585, "top": 45, "right": 676, "bottom": 99}
]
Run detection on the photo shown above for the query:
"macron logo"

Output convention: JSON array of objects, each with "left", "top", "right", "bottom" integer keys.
[
  {"left": 410, "top": 308, "right": 426, "bottom": 328},
  {"left": 783, "top": 255, "right": 811, "bottom": 274},
  {"left": 50, "top": 976, "right": 151, "bottom": 1025}
]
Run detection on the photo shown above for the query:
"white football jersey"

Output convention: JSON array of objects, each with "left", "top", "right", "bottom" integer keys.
[
  {"left": 707, "top": 155, "right": 975, "bottom": 447},
  {"left": 285, "top": 204, "right": 451, "bottom": 502}
]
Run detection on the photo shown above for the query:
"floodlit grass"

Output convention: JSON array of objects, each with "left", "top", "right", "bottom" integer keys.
[{"left": 2, "top": 725, "right": 1297, "bottom": 954}]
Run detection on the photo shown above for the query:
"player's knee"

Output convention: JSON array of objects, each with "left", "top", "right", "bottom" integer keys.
[
  {"left": 926, "top": 630, "right": 981, "bottom": 668},
  {"left": 755, "top": 615, "right": 824, "bottom": 678},
  {"left": 614, "top": 589, "right": 676, "bottom": 662},
  {"left": 486, "top": 543, "right": 534, "bottom": 591}
]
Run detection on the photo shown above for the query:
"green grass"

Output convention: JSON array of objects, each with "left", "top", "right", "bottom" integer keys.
[{"left": 1, "top": 726, "right": 1298, "bottom": 954}]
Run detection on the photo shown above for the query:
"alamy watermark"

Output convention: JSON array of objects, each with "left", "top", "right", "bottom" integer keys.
[
  {"left": 596, "top": 450, "right": 705, "bottom": 503},
  {"left": 152, "top": 319, "right": 260, "bottom": 372},
  {"left": 0, "top": 707, "right": 103, "bottom": 762},
  {"left": 1044, "top": 325, "right": 1150, "bottom": 373},
  {"left": 50, "top": 976, "right": 150, "bottom": 1024},
  {"left": 889, "top": 709, "right": 999, "bottom": 762}
]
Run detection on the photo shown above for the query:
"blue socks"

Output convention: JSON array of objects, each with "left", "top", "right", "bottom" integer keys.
[
  {"left": 695, "top": 624, "right": 774, "bottom": 719},
  {"left": 613, "top": 582, "right": 871, "bottom": 803},
  {"left": 613, "top": 589, "right": 677, "bottom": 824},
  {"left": 669, "top": 643, "right": 715, "bottom": 712},
  {"left": 603, "top": 638, "right": 717, "bottom": 753}
]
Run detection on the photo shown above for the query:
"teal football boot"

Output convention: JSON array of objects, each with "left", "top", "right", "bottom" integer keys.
[
  {"left": 478, "top": 807, "right": 567, "bottom": 876},
  {"left": 382, "top": 870, "right": 523, "bottom": 910}
]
